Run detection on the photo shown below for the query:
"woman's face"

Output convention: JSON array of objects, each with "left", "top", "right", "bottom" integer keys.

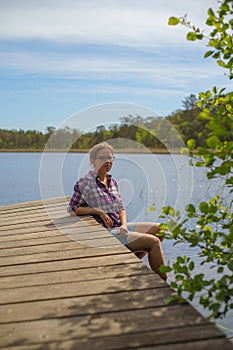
[{"left": 92, "top": 149, "right": 115, "bottom": 173}]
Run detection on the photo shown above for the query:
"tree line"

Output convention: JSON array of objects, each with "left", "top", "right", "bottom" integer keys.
[{"left": 0, "top": 94, "right": 231, "bottom": 150}]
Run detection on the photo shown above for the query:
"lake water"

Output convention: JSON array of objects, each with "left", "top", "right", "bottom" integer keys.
[{"left": 0, "top": 152, "right": 232, "bottom": 340}]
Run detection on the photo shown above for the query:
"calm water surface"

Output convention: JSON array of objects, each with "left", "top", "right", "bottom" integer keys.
[{"left": 0, "top": 152, "right": 232, "bottom": 339}]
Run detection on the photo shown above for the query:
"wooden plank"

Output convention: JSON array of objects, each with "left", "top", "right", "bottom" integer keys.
[
  {"left": 0, "top": 207, "right": 70, "bottom": 224},
  {"left": 0, "top": 229, "right": 66, "bottom": 242},
  {"left": 0, "top": 240, "right": 98, "bottom": 257},
  {"left": 0, "top": 261, "right": 148, "bottom": 290},
  {"left": 0, "top": 200, "right": 67, "bottom": 211},
  {"left": 0, "top": 213, "right": 63, "bottom": 228},
  {"left": 0, "top": 227, "right": 111, "bottom": 247},
  {"left": 0, "top": 218, "right": 53, "bottom": 232},
  {"left": 0, "top": 211, "right": 73, "bottom": 224},
  {"left": 0, "top": 215, "right": 101, "bottom": 233},
  {"left": 0, "top": 273, "right": 165, "bottom": 304},
  {"left": 0, "top": 224, "right": 61, "bottom": 236},
  {"left": 136, "top": 339, "right": 233, "bottom": 350},
  {"left": 3, "top": 327, "right": 232, "bottom": 350},
  {"left": 0, "top": 204, "right": 66, "bottom": 220},
  {"left": 0, "top": 219, "right": 103, "bottom": 237},
  {"left": 0, "top": 245, "right": 128, "bottom": 267},
  {"left": 0, "top": 198, "right": 232, "bottom": 350},
  {"left": 0, "top": 304, "right": 215, "bottom": 346},
  {"left": 0, "top": 235, "right": 70, "bottom": 248},
  {"left": 0, "top": 286, "right": 172, "bottom": 323},
  {"left": 0, "top": 196, "right": 69, "bottom": 212},
  {"left": 0, "top": 234, "right": 119, "bottom": 256},
  {"left": 0, "top": 253, "right": 137, "bottom": 277},
  {"left": 0, "top": 304, "right": 211, "bottom": 348}
]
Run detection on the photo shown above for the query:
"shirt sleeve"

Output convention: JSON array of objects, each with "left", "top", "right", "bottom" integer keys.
[
  {"left": 112, "top": 178, "right": 125, "bottom": 212},
  {"left": 68, "top": 180, "right": 88, "bottom": 214}
]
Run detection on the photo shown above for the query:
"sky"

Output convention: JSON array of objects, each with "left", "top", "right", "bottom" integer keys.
[{"left": 0, "top": 0, "right": 230, "bottom": 133}]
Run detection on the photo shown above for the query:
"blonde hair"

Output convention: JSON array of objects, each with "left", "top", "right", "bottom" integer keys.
[{"left": 89, "top": 142, "right": 114, "bottom": 164}]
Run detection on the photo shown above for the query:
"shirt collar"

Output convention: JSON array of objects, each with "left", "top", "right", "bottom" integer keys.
[{"left": 89, "top": 170, "right": 112, "bottom": 181}]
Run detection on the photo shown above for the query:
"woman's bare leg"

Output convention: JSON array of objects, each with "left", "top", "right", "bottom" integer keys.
[
  {"left": 132, "top": 222, "right": 163, "bottom": 259},
  {"left": 128, "top": 233, "right": 167, "bottom": 281},
  {"left": 134, "top": 222, "right": 163, "bottom": 241}
]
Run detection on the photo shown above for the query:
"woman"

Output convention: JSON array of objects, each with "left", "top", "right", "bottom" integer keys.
[{"left": 68, "top": 142, "right": 167, "bottom": 281}]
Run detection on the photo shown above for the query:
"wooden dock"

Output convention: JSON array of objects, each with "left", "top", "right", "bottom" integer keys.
[{"left": 0, "top": 197, "right": 232, "bottom": 350}]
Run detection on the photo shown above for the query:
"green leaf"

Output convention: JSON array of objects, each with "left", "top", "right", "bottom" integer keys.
[
  {"left": 170, "top": 281, "right": 178, "bottom": 289},
  {"left": 186, "top": 204, "right": 196, "bottom": 213},
  {"left": 189, "top": 234, "right": 199, "bottom": 247},
  {"left": 168, "top": 17, "right": 180, "bottom": 25},
  {"left": 196, "top": 34, "right": 204, "bottom": 40},
  {"left": 177, "top": 256, "right": 185, "bottom": 264},
  {"left": 189, "top": 261, "right": 195, "bottom": 271},
  {"left": 176, "top": 274, "right": 184, "bottom": 281},
  {"left": 167, "top": 220, "right": 177, "bottom": 231},
  {"left": 160, "top": 265, "right": 172, "bottom": 273},
  {"left": 207, "top": 7, "right": 215, "bottom": 17},
  {"left": 148, "top": 205, "right": 156, "bottom": 212},
  {"left": 221, "top": 3, "right": 230, "bottom": 12},
  {"left": 162, "top": 206, "right": 171, "bottom": 215},
  {"left": 186, "top": 32, "right": 197, "bottom": 41},
  {"left": 217, "top": 59, "right": 227, "bottom": 68},
  {"left": 187, "top": 139, "right": 196, "bottom": 150},
  {"left": 197, "top": 147, "right": 211, "bottom": 156},
  {"left": 217, "top": 266, "right": 224, "bottom": 273},
  {"left": 229, "top": 260, "right": 233, "bottom": 272},
  {"left": 226, "top": 104, "right": 233, "bottom": 112},
  {"left": 208, "top": 120, "right": 228, "bottom": 136},
  {"left": 199, "top": 109, "right": 211, "bottom": 120},
  {"left": 206, "top": 135, "right": 220, "bottom": 148},
  {"left": 164, "top": 296, "right": 179, "bottom": 304},
  {"left": 203, "top": 154, "right": 214, "bottom": 166},
  {"left": 212, "top": 303, "right": 221, "bottom": 314},
  {"left": 212, "top": 86, "right": 217, "bottom": 94},
  {"left": 204, "top": 50, "right": 214, "bottom": 58},
  {"left": 199, "top": 202, "right": 209, "bottom": 214},
  {"left": 169, "top": 207, "right": 175, "bottom": 216}
]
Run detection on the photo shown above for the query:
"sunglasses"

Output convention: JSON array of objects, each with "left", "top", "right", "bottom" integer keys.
[{"left": 96, "top": 156, "right": 115, "bottom": 162}]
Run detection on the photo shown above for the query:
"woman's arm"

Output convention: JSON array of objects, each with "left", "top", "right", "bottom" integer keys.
[
  {"left": 119, "top": 209, "right": 129, "bottom": 237},
  {"left": 74, "top": 206, "right": 102, "bottom": 216},
  {"left": 74, "top": 206, "right": 113, "bottom": 228},
  {"left": 118, "top": 209, "right": 128, "bottom": 236},
  {"left": 119, "top": 209, "right": 127, "bottom": 226}
]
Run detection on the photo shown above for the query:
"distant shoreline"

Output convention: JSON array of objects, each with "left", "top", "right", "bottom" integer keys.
[{"left": 0, "top": 148, "right": 184, "bottom": 154}]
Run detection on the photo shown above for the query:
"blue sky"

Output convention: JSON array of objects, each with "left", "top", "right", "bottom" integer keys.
[{"left": 0, "top": 0, "right": 230, "bottom": 133}]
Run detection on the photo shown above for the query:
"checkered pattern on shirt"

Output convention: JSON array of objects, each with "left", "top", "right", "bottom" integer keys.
[{"left": 68, "top": 170, "right": 125, "bottom": 227}]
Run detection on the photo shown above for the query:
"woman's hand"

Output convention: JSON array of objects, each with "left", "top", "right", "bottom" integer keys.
[
  {"left": 99, "top": 211, "right": 113, "bottom": 228},
  {"left": 118, "top": 224, "right": 129, "bottom": 238}
]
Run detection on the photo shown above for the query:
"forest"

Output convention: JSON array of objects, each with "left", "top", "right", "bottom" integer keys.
[{"left": 0, "top": 94, "right": 230, "bottom": 151}]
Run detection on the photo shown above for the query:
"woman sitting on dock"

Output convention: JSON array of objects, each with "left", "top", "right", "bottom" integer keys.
[{"left": 68, "top": 142, "right": 167, "bottom": 281}]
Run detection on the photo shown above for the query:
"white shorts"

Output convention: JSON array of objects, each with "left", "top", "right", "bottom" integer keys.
[{"left": 108, "top": 222, "right": 137, "bottom": 247}]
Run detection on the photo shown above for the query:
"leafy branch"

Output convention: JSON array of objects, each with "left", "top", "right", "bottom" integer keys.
[
  {"left": 163, "top": 0, "right": 233, "bottom": 320},
  {"left": 168, "top": 0, "right": 233, "bottom": 79}
]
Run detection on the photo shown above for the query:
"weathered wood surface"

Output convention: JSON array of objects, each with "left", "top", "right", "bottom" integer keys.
[{"left": 0, "top": 197, "right": 232, "bottom": 350}]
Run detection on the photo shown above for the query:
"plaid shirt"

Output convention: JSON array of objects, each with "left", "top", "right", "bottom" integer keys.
[{"left": 68, "top": 170, "right": 125, "bottom": 227}]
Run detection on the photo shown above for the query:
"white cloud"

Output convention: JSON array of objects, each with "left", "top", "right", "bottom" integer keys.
[
  {"left": 0, "top": 49, "right": 224, "bottom": 89},
  {"left": 0, "top": 0, "right": 228, "bottom": 129},
  {"left": 0, "top": 0, "right": 216, "bottom": 47},
  {"left": 0, "top": 0, "right": 221, "bottom": 84}
]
